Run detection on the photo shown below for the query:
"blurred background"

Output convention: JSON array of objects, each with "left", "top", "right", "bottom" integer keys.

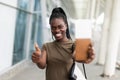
[{"left": 0, "top": 0, "right": 120, "bottom": 80}]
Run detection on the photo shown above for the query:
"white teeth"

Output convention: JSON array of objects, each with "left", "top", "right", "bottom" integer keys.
[{"left": 56, "top": 33, "right": 61, "bottom": 37}]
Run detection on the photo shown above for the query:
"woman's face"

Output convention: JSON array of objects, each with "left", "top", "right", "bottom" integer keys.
[{"left": 50, "top": 18, "right": 67, "bottom": 41}]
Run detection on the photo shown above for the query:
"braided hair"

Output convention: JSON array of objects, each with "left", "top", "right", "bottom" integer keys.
[{"left": 49, "top": 7, "right": 72, "bottom": 40}]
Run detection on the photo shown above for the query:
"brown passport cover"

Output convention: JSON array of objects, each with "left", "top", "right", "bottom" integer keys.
[{"left": 74, "top": 38, "right": 91, "bottom": 62}]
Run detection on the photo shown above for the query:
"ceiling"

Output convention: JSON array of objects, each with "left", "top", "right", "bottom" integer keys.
[
  {"left": 60, "top": 0, "right": 105, "bottom": 19},
  {"left": 61, "top": 0, "right": 89, "bottom": 19}
]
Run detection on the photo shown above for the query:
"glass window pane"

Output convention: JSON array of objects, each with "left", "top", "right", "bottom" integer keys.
[{"left": 12, "top": 0, "right": 29, "bottom": 65}]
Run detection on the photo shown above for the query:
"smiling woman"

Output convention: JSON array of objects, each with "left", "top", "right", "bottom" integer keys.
[
  {"left": 49, "top": 7, "right": 71, "bottom": 41},
  {"left": 50, "top": 18, "right": 67, "bottom": 41},
  {"left": 31, "top": 7, "right": 95, "bottom": 80}
]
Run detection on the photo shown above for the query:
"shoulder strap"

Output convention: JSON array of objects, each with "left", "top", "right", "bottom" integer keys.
[
  {"left": 72, "top": 44, "right": 87, "bottom": 79},
  {"left": 82, "top": 63, "right": 87, "bottom": 79},
  {"left": 72, "top": 58, "right": 87, "bottom": 79}
]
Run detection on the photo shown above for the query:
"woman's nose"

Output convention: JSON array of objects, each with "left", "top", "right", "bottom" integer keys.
[{"left": 54, "top": 27, "right": 60, "bottom": 32}]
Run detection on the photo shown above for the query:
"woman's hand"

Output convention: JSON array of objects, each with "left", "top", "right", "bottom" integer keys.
[
  {"left": 32, "top": 43, "right": 41, "bottom": 63},
  {"left": 31, "top": 43, "right": 47, "bottom": 69},
  {"left": 85, "top": 44, "right": 95, "bottom": 64}
]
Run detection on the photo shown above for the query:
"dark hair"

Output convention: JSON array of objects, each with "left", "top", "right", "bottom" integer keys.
[{"left": 49, "top": 7, "right": 72, "bottom": 39}]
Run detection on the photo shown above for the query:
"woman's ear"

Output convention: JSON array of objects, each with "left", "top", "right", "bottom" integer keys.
[
  {"left": 65, "top": 23, "right": 68, "bottom": 27},
  {"left": 65, "top": 24, "right": 68, "bottom": 30}
]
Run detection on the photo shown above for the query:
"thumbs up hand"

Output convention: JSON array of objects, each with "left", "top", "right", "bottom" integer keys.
[{"left": 32, "top": 43, "right": 41, "bottom": 63}]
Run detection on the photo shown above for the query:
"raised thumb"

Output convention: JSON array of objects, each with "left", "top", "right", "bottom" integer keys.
[{"left": 34, "top": 42, "right": 40, "bottom": 51}]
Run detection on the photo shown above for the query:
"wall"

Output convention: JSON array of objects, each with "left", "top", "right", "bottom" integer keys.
[{"left": 0, "top": 0, "right": 17, "bottom": 71}]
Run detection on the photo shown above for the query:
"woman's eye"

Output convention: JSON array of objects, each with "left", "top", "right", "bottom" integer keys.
[
  {"left": 58, "top": 25, "right": 64, "bottom": 29},
  {"left": 51, "top": 27, "right": 56, "bottom": 30},
  {"left": 51, "top": 25, "right": 64, "bottom": 31}
]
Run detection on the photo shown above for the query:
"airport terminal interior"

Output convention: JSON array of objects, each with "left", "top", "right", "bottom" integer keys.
[{"left": 0, "top": 0, "right": 120, "bottom": 80}]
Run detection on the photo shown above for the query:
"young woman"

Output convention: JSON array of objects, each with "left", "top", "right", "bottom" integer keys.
[{"left": 31, "top": 7, "right": 95, "bottom": 80}]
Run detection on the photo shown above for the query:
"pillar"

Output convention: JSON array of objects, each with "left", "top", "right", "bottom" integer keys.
[
  {"left": 90, "top": 0, "right": 97, "bottom": 19},
  {"left": 103, "top": 0, "right": 120, "bottom": 76},
  {"left": 40, "top": 0, "right": 47, "bottom": 43},
  {"left": 97, "top": 0, "right": 113, "bottom": 65}
]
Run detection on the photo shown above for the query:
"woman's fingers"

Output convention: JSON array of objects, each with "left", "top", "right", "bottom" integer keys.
[
  {"left": 31, "top": 43, "right": 41, "bottom": 63},
  {"left": 88, "top": 45, "right": 95, "bottom": 56},
  {"left": 32, "top": 52, "right": 41, "bottom": 63},
  {"left": 85, "top": 59, "right": 92, "bottom": 63},
  {"left": 32, "top": 54, "right": 39, "bottom": 59},
  {"left": 85, "top": 45, "right": 95, "bottom": 64}
]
